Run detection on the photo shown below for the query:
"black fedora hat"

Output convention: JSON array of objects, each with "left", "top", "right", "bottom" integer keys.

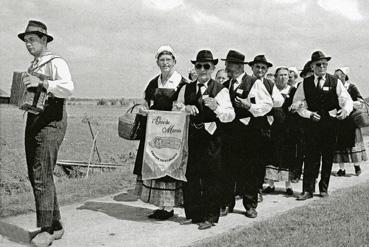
[
  {"left": 300, "top": 61, "right": 312, "bottom": 77},
  {"left": 191, "top": 50, "right": 218, "bottom": 65},
  {"left": 248, "top": 55, "right": 273, "bottom": 68},
  {"left": 18, "top": 20, "right": 53, "bottom": 43},
  {"left": 310, "top": 51, "right": 331, "bottom": 63},
  {"left": 221, "top": 50, "right": 247, "bottom": 64}
]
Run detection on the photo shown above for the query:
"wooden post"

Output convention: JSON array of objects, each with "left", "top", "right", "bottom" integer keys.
[
  {"left": 86, "top": 131, "right": 99, "bottom": 178},
  {"left": 87, "top": 120, "right": 102, "bottom": 163}
]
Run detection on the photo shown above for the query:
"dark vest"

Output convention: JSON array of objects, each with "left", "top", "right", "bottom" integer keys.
[
  {"left": 303, "top": 74, "right": 339, "bottom": 120},
  {"left": 184, "top": 79, "right": 224, "bottom": 125}
]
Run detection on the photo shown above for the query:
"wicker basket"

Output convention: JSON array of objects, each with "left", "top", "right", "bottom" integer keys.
[
  {"left": 351, "top": 101, "right": 369, "bottom": 128},
  {"left": 118, "top": 104, "right": 145, "bottom": 140}
]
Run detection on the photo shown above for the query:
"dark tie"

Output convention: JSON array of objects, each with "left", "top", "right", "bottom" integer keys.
[
  {"left": 317, "top": 76, "right": 322, "bottom": 89},
  {"left": 196, "top": 83, "right": 205, "bottom": 99},
  {"left": 229, "top": 78, "right": 237, "bottom": 97}
]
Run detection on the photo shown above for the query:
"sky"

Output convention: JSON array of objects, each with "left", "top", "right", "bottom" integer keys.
[{"left": 1, "top": 0, "right": 369, "bottom": 98}]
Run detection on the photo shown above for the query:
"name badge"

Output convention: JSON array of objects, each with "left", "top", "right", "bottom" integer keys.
[
  {"left": 236, "top": 89, "right": 244, "bottom": 95},
  {"left": 323, "top": 86, "right": 329, "bottom": 91}
]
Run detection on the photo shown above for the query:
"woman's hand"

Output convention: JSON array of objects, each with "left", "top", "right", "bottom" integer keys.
[
  {"left": 138, "top": 105, "right": 149, "bottom": 116},
  {"left": 185, "top": 105, "right": 199, "bottom": 116}
]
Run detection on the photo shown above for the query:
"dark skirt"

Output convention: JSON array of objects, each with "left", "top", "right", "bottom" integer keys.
[
  {"left": 265, "top": 122, "right": 295, "bottom": 182},
  {"left": 334, "top": 128, "right": 367, "bottom": 163}
]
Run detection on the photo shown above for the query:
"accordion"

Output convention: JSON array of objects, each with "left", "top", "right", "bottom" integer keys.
[{"left": 10, "top": 72, "right": 49, "bottom": 114}]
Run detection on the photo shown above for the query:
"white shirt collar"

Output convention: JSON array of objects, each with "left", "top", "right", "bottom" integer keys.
[
  {"left": 197, "top": 79, "right": 210, "bottom": 88},
  {"left": 158, "top": 71, "right": 182, "bottom": 89},
  {"left": 234, "top": 72, "right": 246, "bottom": 84}
]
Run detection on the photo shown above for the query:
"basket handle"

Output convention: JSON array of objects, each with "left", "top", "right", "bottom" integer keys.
[{"left": 127, "top": 103, "right": 143, "bottom": 113}]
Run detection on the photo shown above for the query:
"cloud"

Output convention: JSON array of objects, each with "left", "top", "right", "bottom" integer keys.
[
  {"left": 188, "top": 10, "right": 235, "bottom": 29},
  {"left": 272, "top": 0, "right": 302, "bottom": 4},
  {"left": 66, "top": 45, "right": 98, "bottom": 59},
  {"left": 143, "top": 0, "right": 184, "bottom": 10},
  {"left": 317, "top": 0, "right": 364, "bottom": 21}
]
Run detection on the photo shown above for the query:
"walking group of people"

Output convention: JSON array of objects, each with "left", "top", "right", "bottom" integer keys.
[
  {"left": 133, "top": 45, "right": 367, "bottom": 230},
  {"left": 17, "top": 19, "right": 367, "bottom": 247}
]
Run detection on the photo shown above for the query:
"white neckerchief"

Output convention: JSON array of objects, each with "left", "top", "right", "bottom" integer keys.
[
  {"left": 158, "top": 70, "right": 182, "bottom": 89},
  {"left": 279, "top": 85, "right": 291, "bottom": 96}
]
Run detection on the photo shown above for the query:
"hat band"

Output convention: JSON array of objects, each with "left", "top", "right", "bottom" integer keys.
[{"left": 25, "top": 26, "right": 48, "bottom": 35}]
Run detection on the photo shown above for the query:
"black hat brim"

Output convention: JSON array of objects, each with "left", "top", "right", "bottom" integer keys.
[
  {"left": 221, "top": 58, "right": 248, "bottom": 64},
  {"left": 248, "top": 61, "right": 273, "bottom": 68},
  {"left": 18, "top": 31, "right": 53, "bottom": 43},
  {"left": 191, "top": 58, "right": 218, "bottom": 65},
  {"left": 310, "top": 56, "right": 331, "bottom": 63}
]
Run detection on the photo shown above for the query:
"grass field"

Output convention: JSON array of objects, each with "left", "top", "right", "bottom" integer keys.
[
  {"left": 191, "top": 182, "right": 369, "bottom": 247},
  {"left": 0, "top": 103, "right": 139, "bottom": 217}
]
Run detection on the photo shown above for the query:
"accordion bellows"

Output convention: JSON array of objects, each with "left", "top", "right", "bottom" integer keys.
[{"left": 10, "top": 72, "right": 47, "bottom": 114}]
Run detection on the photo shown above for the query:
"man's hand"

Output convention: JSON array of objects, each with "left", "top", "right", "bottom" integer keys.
[
  {"left": 234, "top": 96, "right": 251, "bottom": 110},
  {"left": 337, "top": 109, "right": 349, "bottom": 120},
  {"left": 23, "top": 74, "right": 43, "bottom": 88},
  {"left": 310, "top": 112, "right": 321, "bottom": 122},
  {"left": 185, "top": 105, "right": 199, "bottom": 116},
  {"left": 203, "top": 97, "right": 218, "bottom": 111}
]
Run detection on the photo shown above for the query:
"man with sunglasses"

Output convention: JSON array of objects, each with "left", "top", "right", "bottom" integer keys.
[
  {"left": 292, "top": 51, "right": 353, "bottom": 200},
  {"left": 173, "top": 50, "right": 235, "bottom": 230}
]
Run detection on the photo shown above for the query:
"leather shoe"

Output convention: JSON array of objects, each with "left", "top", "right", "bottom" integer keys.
[
  {"left": 296, "top": 192, "right": 313, "bottom": 201},
  {"left": 355, "top": 166, "right": 362, "bottom": 176},
  {"left": 337, "top": 169, "right": 346, "bottom": 176},
  {"left": 245, "top": 208, "right": 257, "bottom": 218},
  {"left": 286, "top": 188, "right": 293, "bottom": 196},
  {"left": 157, "top": 210, "right": 174, "bottom": 220},
  {"left": 320, "top": 192, "right": 329, "bottom": 198},
  {"left": 198, "top": 221, "right": 212, "bottom": 230},
  {"left": 262, "top": 186, "right": 275, "bottom": 194},
  {"left": 148, "top": 209, "right": 162, "bottom": 219}
]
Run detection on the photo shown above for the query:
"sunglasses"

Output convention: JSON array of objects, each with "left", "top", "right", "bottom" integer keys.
[
  {"left": 255, "top": 65, "right": 267, "bottom": 70},
  {"left": 195, "top": 64, "right": 211, "bottom": 70},
  {"left": 315, "top": 62, "right": 328, "bottom": 67}
]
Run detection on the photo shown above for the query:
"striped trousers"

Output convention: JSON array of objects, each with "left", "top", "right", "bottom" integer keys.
[{"left": 25, "top": 99, "right": 66, "bottom": 227}]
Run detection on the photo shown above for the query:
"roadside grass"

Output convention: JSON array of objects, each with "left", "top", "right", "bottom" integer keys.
[
  {"left": 0, "top": 104, "right": 138, "bottom": 217},
  {"left": 0, "top": 168, "right": 136, "bottom": 217},
  {"left": 191, "top": 182, "right": 369, "bottom": 247}
]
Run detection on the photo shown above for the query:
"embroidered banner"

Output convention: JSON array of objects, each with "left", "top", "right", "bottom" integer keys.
[{"left": 142, "top": 110, "right": 189, "bottom": 181}]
